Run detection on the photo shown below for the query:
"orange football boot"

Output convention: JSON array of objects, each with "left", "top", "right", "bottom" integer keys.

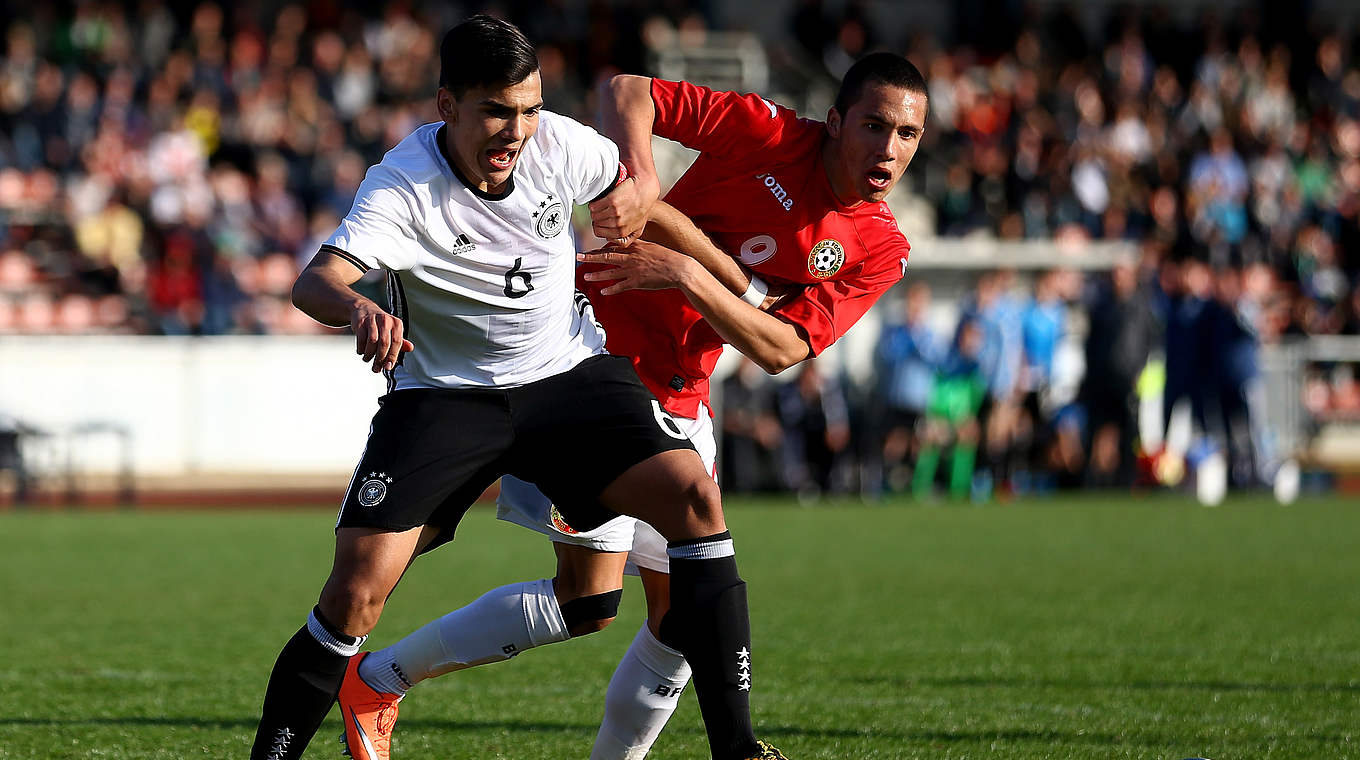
[{"left": 338, "top": 652, "right": 401, "bottom": 760}]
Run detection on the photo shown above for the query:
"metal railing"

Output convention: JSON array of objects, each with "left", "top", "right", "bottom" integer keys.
[
  {"left": 1262, "top": 336, "right": 1360, "bottom": 461},
  {"left": 648, "top": 31, "right": 769, "bottom": 95}
]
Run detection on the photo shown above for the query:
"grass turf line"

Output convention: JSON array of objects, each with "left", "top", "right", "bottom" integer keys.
[{"left": 1, "top": 494, "right": 1357, "bottom": 759}]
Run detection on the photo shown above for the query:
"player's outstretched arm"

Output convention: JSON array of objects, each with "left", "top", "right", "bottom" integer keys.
[
  {"left": 642, "top": 201, "right": 785, "bottom": 310},
  {"left": 292, "top": 251, "right": 414, "bottom": 373},
  {"left": 590, "top": 75, "right": 661, "bottom": 243},
  {"left": 580, "top": 244, "right": 810, "bottom": 374}
]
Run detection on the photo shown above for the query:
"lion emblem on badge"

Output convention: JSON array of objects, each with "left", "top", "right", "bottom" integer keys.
[{"left": 808, "top": 239, "right": 845, "bottom": 279}]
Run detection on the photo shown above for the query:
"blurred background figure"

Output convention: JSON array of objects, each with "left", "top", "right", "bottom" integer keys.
[
  {"left": 873, "top": 281, "right": 943, "bottom": 493},
  {"left": 1161, "top": 258, "right": 1216, "bottom": 443},
  {"left": 1210, "top": 263, "right": 1273, "bottom": 488},
  {"left": 719, "top": 358, "right": 783, "bottom": 494},
  {"left": 1015, "top": 269, "right": 1069, "bottom": 493},
  {"left": 965, "top": 270, "right": 1025, "bottom": 499},
  {"left": 913, "top": 317, "right": 988, "bottom": 501},
  {"left": 1081, "top": 258, "right": 1160, "bottom": 487},
  {"left": 776, "top": 359, "right": 851, "bottom": 501}
]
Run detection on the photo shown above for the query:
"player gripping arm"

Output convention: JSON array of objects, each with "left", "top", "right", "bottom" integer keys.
[
  {"left": 588, "top": 75, "right": 661, "bottom": 244},
  {"left": 591, "top": 73, "right": 788, "bottom": 244},
  {"left": 579, "top": 239, "right": 811, "bottom": 375},
  {"left": 292, "top": 252, "right": 413, "bottom": 374},
  {"left": 640, "top": 202, "right": 785, "bottom": 311}
]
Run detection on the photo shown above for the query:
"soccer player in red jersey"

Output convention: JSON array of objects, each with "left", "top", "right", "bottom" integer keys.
[
  {"left": 583, "top": 64, "right": 921, "bottom": 418},
  {"left": 338, "top": 53, "right": 926, "bottom": 760}
]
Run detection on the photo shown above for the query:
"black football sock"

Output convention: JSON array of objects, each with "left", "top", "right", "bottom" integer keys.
[
  {"left": 249, "top": 606, "right": 365, "bottom": 760},
  {"left": 660, "top": 532, "right": 760, "bottom": 760}
]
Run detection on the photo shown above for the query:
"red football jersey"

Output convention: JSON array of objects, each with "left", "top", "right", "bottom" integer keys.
[{"left": 580, "top": 78, "right": 910, "bottom": 418}]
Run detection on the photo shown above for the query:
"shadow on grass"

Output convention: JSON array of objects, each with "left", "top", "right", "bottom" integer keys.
[
  {"left": 857, "top": 674, "right": 1360, "bottom": 694},
  {"left": 0, "top": 717, "right": 593, "bottom": 732},
  {"left": 763, "top": 724, "right": 1355, "bottom": 748},
  {"left": 3, "top": 716, "right": 1351, "bottom": 749},
  {"left": 0, "top": 717, "right": 1152, "bottom": 746}
]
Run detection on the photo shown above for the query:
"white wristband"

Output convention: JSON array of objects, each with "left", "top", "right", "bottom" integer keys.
[{"left": 740, "top": 275, "right": 770, "bottom": 307}]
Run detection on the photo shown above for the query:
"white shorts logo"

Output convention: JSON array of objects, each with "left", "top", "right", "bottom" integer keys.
[
  {"left": 651, "top": 400, "right": 689, "bottom": 440},
  {"left": 738, "top": 235, "right": 777, "bottom": 266},
  {"left": 357, "top": 472, "right": 393, "bottom": 507}
]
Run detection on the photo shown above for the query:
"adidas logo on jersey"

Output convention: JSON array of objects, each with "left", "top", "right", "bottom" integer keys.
[{"left": 450, "top": 232, "right": 476, "bottom": 255}]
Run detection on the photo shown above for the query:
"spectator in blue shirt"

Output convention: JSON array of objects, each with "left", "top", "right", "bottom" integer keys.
[
  {"left": 873, "top": 282, "right": 943, "bottom": 491},
  {"left": 1187, "top": 129, "right": 1249, "bottom": 246},
  {"left": 1017, "top": 269, "right": 1068, "bottom": 490},
  {"left": 960, "top": 270, "right": 1025, "bottom": 497},
  {"left": 1210, "top": 265, "right": 1274, "bottom": 488},
  {"left": 1021, "top": 270, "right": 1067, "bottom": 393}
]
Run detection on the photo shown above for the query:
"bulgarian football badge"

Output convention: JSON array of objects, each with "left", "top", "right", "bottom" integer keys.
[
  {"left": 549, "top": 505, "right": 579, "bottom": 535},
  {"left": 807, "top": 239, "right": 844, "bottom": 279}
]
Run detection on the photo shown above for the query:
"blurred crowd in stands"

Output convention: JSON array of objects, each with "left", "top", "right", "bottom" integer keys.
[
  {"left": 723, "top": 260, "right": 1298, "bottom": 500},
  {"left": 0, "top": 2, "right": 660, "bottom": 335},
  {"left": 0, "top": 2, "right": 1357, "bottom": 494}
]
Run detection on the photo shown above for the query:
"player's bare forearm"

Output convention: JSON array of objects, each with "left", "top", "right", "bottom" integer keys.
[
  {"left": 590, "top": 76, "right": 662, "bottom": 243},
  {"left": 578, "top": 242, "right": 805, "bottom": 372},
  {"left": 292, "top": 255, "right": 373, "bottom": 328},
  {"left": 293, "top": 252, "right": 413, "bottom": 372},
  {"left": 673, "top": 259, "right": 811, "bottom": 375},
  {"left": 598, "top": 75, "right": 661, "bottom": 195},
  {"left": 643, "top": 202, "right": 784, "bottom": 310},
  {"left": 643, "top": 203, "right": 748, "bottom": 294}
]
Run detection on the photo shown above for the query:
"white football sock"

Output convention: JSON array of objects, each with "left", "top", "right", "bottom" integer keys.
[
  {"left": 591, "top": 623, "right": 692, "bottom": 760},
  {"left": 358, "top": 578, "right": 568, "bottom": 696}
]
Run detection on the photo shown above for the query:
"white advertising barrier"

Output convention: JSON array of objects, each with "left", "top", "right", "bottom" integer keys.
[{"left": 0, "top": 336, "right": 387, "bottom": 477}]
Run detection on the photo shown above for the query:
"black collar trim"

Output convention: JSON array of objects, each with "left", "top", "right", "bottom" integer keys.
[{"left": 437, "top": 124, "right": 515, "bottom": 201}]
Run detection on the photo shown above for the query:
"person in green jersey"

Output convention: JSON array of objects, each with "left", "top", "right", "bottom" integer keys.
[{"left": 914, "top": 317, "right": 989, "bottom": 500}]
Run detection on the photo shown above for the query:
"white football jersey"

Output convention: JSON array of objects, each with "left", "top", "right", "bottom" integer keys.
[{"left": 323, "top": 114, "right": 619, "bottom": 390}]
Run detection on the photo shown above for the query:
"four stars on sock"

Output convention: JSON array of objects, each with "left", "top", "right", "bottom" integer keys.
[{"left": 736, "top": 647, "right": 752, "bottom": 692}]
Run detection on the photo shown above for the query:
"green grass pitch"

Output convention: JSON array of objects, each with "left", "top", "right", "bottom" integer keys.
[{"left": 2, "top": 494, "right": 1358, "bottom": 759}]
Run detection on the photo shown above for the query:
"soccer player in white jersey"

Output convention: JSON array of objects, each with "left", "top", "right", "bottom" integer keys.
[
  {"left": 246, "top": 16, "right": 786, "bottom": 760},
  {"left": 341, "top": 53, "right": 928, "bottom": 760}
]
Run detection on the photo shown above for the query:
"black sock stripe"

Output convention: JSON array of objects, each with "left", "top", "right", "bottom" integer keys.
[{"left": 560, "top": 589, "right": 624, "bottom": 632}]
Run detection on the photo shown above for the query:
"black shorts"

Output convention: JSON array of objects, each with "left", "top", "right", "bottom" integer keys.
[{"left": 337, "top": 355, "right": 695, "bottom": 551}]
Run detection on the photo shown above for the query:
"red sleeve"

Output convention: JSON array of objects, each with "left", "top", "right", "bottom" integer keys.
[
  {"left": 650, "top": 78, "right": 794, "bottom": 159},
  {"left": 774, "top": 244, "right": 909, "bottom": 356}
]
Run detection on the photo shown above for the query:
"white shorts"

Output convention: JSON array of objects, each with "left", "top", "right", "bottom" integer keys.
[{"left": 496, "top": 402, "right": 716, "bottom": 574}]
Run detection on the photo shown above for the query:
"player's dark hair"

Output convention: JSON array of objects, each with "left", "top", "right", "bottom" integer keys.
[
  {"left": 833, "top": 52, "right": 928, "bottom": 116},
  {"left": 439, "top": 15, "right": 539, "bottom": 98}
]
